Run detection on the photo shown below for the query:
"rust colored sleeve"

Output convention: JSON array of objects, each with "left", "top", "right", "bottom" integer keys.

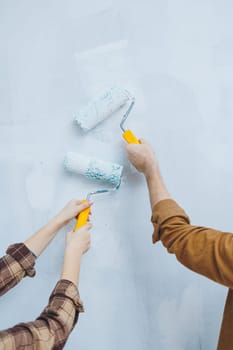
[{"left": 151, "top": 199, "right": 233, "bottom": 289}]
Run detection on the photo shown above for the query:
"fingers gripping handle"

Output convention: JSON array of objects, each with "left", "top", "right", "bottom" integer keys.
[
  {"left": 74, "top": 200, "right": 90, "bottom": 231},
  {"left": 122, "top": 129, "right": 140, "bottom": 144}
]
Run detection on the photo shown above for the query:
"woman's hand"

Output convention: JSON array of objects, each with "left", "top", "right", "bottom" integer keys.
[
  {"left": 24, "top": 200, "right": 92, "bottom": 258},
  {"left": 65, "top": 223, "right": 92, "bottom": 256},
  {"left": 55, "top": 199, "right": 93, "bottom": 227}
]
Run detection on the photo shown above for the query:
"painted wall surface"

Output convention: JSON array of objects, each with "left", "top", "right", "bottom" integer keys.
[{"left": 0, "top": 1, "right": 232, "bottom": 349}]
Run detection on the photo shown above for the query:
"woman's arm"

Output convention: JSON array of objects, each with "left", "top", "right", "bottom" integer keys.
[
  {"left": 61, "top": 223, "right": 91, "bottom": 285},
  {"left": 0, "top": 199, "right": 92, "bottom": 296},
  {"left": 0, "top": 224, "right": 92, "bottom": 349},
  {"left": 24, "top": 199, "right": 92, "bottom": 257},
  {"left": 0, "top": 243, "right": 36, "bottom": 296}
]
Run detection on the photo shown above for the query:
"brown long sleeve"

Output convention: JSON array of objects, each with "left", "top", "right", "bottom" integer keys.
[
  {"left": 152, "top": 199, "right": 233, "bottom": 289},
  {"left": 151, "top": 199, "right": 233, "bottom": 350}
]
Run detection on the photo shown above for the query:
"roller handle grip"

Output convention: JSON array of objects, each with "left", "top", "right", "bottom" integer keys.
[
  {"left": 74, "top": 200, "right": 91, "bottom": 231},
  {"left": 122, "top": 129, "right": 140, "bottom": 144}
]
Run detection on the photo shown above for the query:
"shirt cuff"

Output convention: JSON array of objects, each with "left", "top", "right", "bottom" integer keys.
[
  {"left": 151, "top": 199, "right": 190, "bottom": 244},
  {"left": 50, "top": 279, "right": 84, "bottom": 313},
  {"left": 6, "top": 243, "right": 36, "bottom": 277}
]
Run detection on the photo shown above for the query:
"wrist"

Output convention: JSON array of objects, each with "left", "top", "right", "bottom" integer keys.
[
  {"left": 52, "top": 214, "right": 66, "bottom": 230},
  {"left": 144, "top": 163, "right": 159, "bottom": 179},
  {"left": 65, "top": 245, "right": 83, "bottom": 260}
]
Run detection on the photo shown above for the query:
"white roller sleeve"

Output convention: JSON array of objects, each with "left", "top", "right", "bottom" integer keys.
[
  {"left": 75, "top": 87, "right": 130, "bottom": 131},
  {"left": 64, "top": 152, "right": 123, "bottom": 186}
]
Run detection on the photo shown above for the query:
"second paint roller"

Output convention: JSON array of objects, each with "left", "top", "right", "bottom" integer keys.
[
  {"left": 64, "top": 152, "right": 123, "bottom": 230},
  {"left": 75, "top": 86, "right": 140, "bottom": 144}
]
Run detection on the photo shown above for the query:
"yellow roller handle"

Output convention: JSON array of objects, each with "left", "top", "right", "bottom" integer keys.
[
  {"left": 122, "top": 129, "right": 140, "bottom": 144},
  {"left": 74, "top": 200, "right": 91, "bottom": 231}
]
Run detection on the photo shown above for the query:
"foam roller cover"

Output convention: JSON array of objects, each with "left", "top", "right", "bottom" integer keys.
[
  {"left": 75, "top": 87, "right": 130, "bottom": 131},
  {"left": 64, "top": 152, "right": 123, "bottom": 186}
]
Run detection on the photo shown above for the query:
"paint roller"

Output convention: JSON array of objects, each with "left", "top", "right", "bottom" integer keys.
[
  {"left": 64, "top": 152, "right": 123, "bottom": 230},
  {"left": 75, "top": 86, "right": 140, "bottom": 144}
]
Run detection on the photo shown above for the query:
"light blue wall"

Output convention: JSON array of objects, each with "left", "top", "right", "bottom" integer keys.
[{"left": 0, "top": 1, "right": 232, "bottom": 349}]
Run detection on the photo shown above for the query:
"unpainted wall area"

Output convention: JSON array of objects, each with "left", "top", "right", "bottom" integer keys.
[{"left": 0, "top": 0, "right": 233, "bottom": 349}]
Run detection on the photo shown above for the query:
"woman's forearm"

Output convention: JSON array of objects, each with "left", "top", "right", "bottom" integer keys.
[
  {"left": 60, "top": 225, "right": 91, "bottom": 287},
  {"left": 24, "top": 217, "right": 63, "bottom": 257},
  {"left": 60, "top": 249, "right": 82, "bottom": 287}
]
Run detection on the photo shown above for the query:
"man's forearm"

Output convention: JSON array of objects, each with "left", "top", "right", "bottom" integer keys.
[
  {"left": 24, "top": 217, "right": 63, "bottom": 257},
  {"left": 145, "top": 165, "right": 171, "bottom": 209}
]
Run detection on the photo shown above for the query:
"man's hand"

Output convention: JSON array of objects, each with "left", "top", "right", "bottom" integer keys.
[
  {"left": 126, "top": 138, "right": 171, "bottom": 208},
  {"left": 126, "top": 139, "right": 158, "bottom": 177}
]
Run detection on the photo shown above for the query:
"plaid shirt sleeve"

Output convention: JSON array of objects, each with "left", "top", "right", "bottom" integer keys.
[
  {"left": 0, "top": 279, "right": 84, "bottom": 350},
  {"left": 0, "top": 242, "right": 84, "bottom": 349},
  {"left": 0, "top": 243, "right": 36, "bottom": 296}
]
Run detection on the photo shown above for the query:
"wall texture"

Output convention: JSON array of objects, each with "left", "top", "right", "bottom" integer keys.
[{"left": 0, "top": 1, "right": 233, "bottom": 349}]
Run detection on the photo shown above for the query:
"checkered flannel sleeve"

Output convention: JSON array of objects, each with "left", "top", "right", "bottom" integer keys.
[
  {"left": 0, "top": 242, "right": 84, "bottom": 349},
  {"left": 0, "top": 279, "right": 84, "bottom": 349},
  {"left": 0, "top": 243, "right": 36, "bottom": 296}
]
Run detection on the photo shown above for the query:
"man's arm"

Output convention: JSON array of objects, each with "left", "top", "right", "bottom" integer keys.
[
  {"left": 126, "top": 140, "right": 233, "bottom": 290},
  {"left": 152, "top": 199, "right": 233, "bottom": 289},
  {"left": 126, "top": 139, "right": 171, "bottom": 208}
]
